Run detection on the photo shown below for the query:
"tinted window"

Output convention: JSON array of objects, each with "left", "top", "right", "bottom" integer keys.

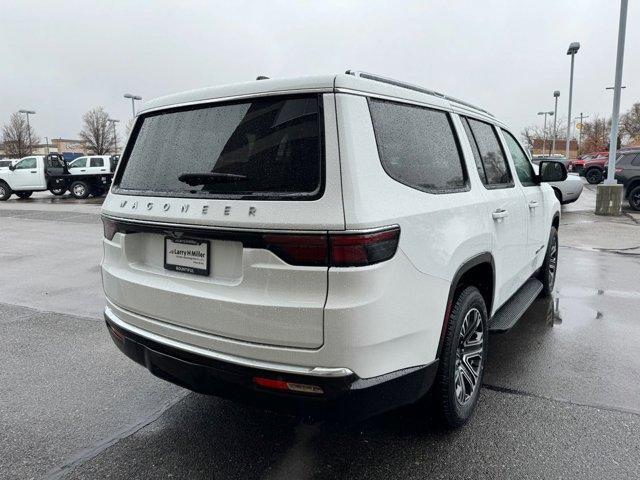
[
  {"left": 70, "top": 158, "right": 87, "bottom": 168},
  {"left": 368, "top": 99, "right": 466, "bottom": 192},
  {"left": 90, "top": 158, "right": 104, "bottom": 167},
  {"left": 501, "top": 129, "right": 536, "bottom": 186},
  {"left": 117, "top": 95, "right": 322, "bottom": 199},
  {"left": 464, "top": 118, "right": 513, "bottom": 187},
  {"left": 0, "top": 160, "right": 11, "bottom": 167},
  {"left": 16, "top": 158, "right": 37, "bottom": 169},
  {"left": 628, "top": 154, "right": 640, "bottom": 166}
]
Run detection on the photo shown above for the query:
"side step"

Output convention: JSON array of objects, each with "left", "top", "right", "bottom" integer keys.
[{"left": 488, "top": 278, "right": 543, "bottom": 333}]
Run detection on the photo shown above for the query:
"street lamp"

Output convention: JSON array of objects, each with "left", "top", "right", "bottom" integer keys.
[
  {"left": 537, "top": 111, "right": 554, "bottom": 154},
  {"left": 18, "top": 109, "right": 36, "bottom": 153},
  {"left": 108, "top": 118, "right": 120, "bottom": 155},
  {"left": 565, "top": 42, "right": 580, "bottom": 161},
  {"left": 123, "top": 93, "right": 142, "bottom": 118},
  {"left": 574, "top": 113, "right": 589, "bottom": 155},
  {"left": 551, "top": 91, "right": 560, "bottom": 155}
]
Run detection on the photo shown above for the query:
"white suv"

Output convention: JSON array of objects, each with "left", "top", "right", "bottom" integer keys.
[{"left": 101, "top": 72, "right": 565, "bottom": 427}]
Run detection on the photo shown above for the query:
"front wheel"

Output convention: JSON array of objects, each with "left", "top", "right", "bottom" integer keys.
[
  {"left": 585, "top": 168, "right": 603, "bottom": 184},
  {"left": 70, "top": 181, "right": 90, "bottom": 199},
  {"left": 15, "top": 191, "right": 33, "bottom": 199},
  {"left": 628, "top": 186, "right": 640, "bottom": 211},
  {"left": 432, "top": 286, "right": 488, "bottom": 428},
  {"left": 537, "top": 226, "right": 558, "bottom": 296},
  {"left": 0, "top": 182, "right": 13, "bottom": 201}
]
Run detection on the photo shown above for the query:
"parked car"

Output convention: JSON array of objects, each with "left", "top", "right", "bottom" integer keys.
[
  {"left": 569, "top": 151, "right": 608, "bottom": 177},
  {"left": 532, "top": 155, "right": 570, "bottom": 169},
  {"left": 606, "top": 149, "right": 640, "bottom": 210},
  {"left": 533, "top": 162, "right": 583, "bottom": 204},
  {"left": 68, "top": 155, "right": 113, "bottom": 175},
  {"left": 0, "top": 153, "right": 113, "bottom": 200},
  {"left": 101, "top": 72, "right": 564, "bottom": 427}
]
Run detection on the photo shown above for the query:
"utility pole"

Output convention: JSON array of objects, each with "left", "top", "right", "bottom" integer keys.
[
  {"left": 596, "top": 0, "right": 628, "bottom": 216},
  {"left": 538, "top": 111, "right": 554, "bottom": 154},
  {"left": 565, "top": 42, "right": 580, "bottom": 161},
  {"left": 551, "top": 91, "right": 560, "bottom": 155},
  {"left": 574, "top": 113, "right": 589, "bottom": 155},
  {"left": 108, "top": 119, "right": 120, "bottom": 155}
]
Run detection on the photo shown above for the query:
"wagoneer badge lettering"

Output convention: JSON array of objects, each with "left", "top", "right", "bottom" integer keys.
[{"left": 118, "top": 200, "right": 257, "bottom": 217}]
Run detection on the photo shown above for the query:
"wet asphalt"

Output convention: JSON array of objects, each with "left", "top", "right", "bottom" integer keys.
[{"left": 1, "top": 184, "right": 639, "bottom": 479}]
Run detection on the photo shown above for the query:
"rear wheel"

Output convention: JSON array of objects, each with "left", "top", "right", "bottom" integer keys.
[
  {"left": 537, "top": 226, "right": 558, "bottom": 296},
  {"left": 585, "top": 168, "right": 603, "bottom": 184},
  {"left": 628, "top": 186, "right": 640, "bottom": 211},
  {"left": 432, "top": 286, "right": 488, "bottom": 428},
  {"left": 15, "top": 191, "right": 33, "bottom": 199},
  {"left": 50, "top": 188, "right": 66, "bottom": 196},
  {"left": 70, "top": 181, "right": 90, "bottom": 199},
  {"left": 0, "top": 182, "right": 12, "bottom": 201}
]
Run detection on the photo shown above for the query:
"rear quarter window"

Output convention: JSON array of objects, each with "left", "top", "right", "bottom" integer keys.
[
  {"left": 368, "top": 98, "right": 468, "bottom": 193},
  {"left": 114, "top": 95, "right": 324, "bottom": 200}
]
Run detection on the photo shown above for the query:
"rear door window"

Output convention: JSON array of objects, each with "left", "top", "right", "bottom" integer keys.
[
  {"left": 115, "top": 95, "right": 323, "bottom": 200},
  {"left": 368, "top": 98, "right": 467, "bottom": 193},
  {"left": 463, "top": 117, "right": 513, "bottom": 188},
  {"left": 90, "top": 157, "right": 104, "bottom": 167}
]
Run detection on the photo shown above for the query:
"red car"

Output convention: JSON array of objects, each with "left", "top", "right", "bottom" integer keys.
[{"left": 570, "top": 151, "right": 609, "bottom": 184}]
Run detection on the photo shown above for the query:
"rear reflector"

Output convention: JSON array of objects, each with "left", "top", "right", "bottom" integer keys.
[
  {"left": 253, "top": 377, "right": 324, "bottom": 395},
  {"left": 262, "top": 226, "right": 400, "bottom": 267},
  {"left": 102, "top": 217, "right": 118, "bottom": 240}
]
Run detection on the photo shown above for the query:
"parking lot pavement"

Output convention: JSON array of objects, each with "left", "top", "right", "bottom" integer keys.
[{"left": 1, "top": 184, "right": 639, "bottom": 479}]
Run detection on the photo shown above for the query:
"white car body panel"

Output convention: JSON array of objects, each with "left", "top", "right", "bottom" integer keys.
[{"left": 0, "top": 156, "right": 46, "bottom": 190}]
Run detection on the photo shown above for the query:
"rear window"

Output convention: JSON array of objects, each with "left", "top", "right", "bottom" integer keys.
[
  {"left": 368, "top": 98, "right": 468, "bottom": 193},
  {"left": 115, "top": 95, "right": 323, "bottom": 200}
]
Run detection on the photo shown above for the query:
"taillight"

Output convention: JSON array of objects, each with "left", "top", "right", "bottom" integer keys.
[
  {"left": 262, "top": 226, "right": 400, "bottom": 267},
  {"left": 615, "top": 168, "right": 623, "bottom": 174},
  {"left": 330, "top": 228, "right": 400, "bottom": 267},
  {"left": 102, "top": 217, "right": 118, "bottom": 240}
]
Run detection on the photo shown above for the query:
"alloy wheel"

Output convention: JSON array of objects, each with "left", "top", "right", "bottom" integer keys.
[
  {"left": 548, "top": 236, "right": 558, "bottom": 287},
  {"left": 454, "top": 307, "right": 484, "bottom": 405},
  {"left": 632, "top": 191, "right": 640, "bottom": 210},
  {"left": 73, "top": 184, "right": 86, "bottom": 197},
  {"left": 0, "top": 186, "right": 5, "bottom": 197}
]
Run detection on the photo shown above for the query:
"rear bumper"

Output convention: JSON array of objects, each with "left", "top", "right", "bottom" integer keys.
[{"left": 105, "top": 309, "right": 438, "bottom": 420}]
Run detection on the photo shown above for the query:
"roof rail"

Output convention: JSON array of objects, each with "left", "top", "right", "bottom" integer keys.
[{"left": 345, "top": 70, "right": 494, "bottom": 117}]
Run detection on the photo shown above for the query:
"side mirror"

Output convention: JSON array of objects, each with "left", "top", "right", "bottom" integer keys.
[
  {"left": 8, "top": 164, "right": 15, "bottom": 171},
  {"left": 539, "top": 161, "right": 567, "bottom": 183}
]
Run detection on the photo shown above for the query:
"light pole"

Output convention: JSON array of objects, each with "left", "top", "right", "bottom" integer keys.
[
  {"left": 574, "top": 113, "right": 589, "bottom": 155},
  {"left": 565, "top": 42, "right": 580, "bottom": 161},
  {"left": 551, "top": 91, "right": 560, "bottom": 155},
  {"left": 537, "top": 111, "right": 554, "bottom": 154},
  {"left": 18, "top": 109, "right": 36, "bottom": 153},
  {"left": 108, "top": 118, "right": 120, "bottom": 155},
  {"left": 604, "top": 0, "right": 628, "bottom": 187},
  {"left": 123, "top": 93, "right": 142, "bottom": 118}
]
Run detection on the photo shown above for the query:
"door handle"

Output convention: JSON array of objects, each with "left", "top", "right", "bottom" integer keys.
[
  {"left": 529, "top": 200, "right": 540, "bottom": 209},
  {"left": 100, "top": 169, "right": 106, "bottom": 171},
  {"left": 30, "top": 170, "right": 37, "bottom": 173},
  {"left": 80, "top": 169, "right": 86, "bottom": 172},
  {"left": 492, "top": 208, "right": 509, "bottom": 220}
]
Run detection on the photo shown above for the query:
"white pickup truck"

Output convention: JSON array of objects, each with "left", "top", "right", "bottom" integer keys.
[{"left": 0, "top": 154, "right": 114, "bottom": 200}]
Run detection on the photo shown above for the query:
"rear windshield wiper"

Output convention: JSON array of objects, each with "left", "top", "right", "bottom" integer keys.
[{"left": 178, "top": 172, "right": 248, "bottom": 186}]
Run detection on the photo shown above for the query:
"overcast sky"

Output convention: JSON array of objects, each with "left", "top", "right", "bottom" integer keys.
[{"left": 1, "top": 0, "right": 638, "bottom": 142}]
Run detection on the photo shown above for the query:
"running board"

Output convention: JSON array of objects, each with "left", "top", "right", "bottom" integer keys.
[{"left": 488, "top": 278, "right": 543, "bottom": 333}]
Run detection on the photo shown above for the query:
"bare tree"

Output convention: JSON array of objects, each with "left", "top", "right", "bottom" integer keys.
[
  {"left": 2, "top": 112, "right": 40, "bottom": 157},
  {"left": 79, "top": 107, "right": 116, "bottom": 154},
  {"left": 580, "top": 115, "right": 610, "bottom": 153},
  {"left": 620, "top": 102, "right": 640, "bottom": 144}
]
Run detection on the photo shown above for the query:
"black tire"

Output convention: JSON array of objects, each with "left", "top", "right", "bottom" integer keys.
[
  {"left": 432, "top": 286, "right": 488, "bottom": 429},
  {"left": 537, "top": 226, "right": 558, "bottom": 297},
  {"left": 15, "top": 191, "right": 33, "bottom": 199},
  {"left": 0, "top": 182, "right": 13, "bottom": 201},
  {"left": 628, "top": 186, "right": 640, "bottom": 211},
  {"left": 50, "top": 188, "right": 66, "bottom": 196},
  {"left": 585, "top": 168, "right": 603, "bottom": 184},
  {"left": 70, "top": 181, "right": 90, "bottom": 199}
]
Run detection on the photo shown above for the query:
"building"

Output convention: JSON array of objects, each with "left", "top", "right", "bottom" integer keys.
[
  {"left": 0, "top": 138, "right": 86, "bottom": 161},
  {"left": 531, "top": 138, "right": 578, "bottom": 159}
]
